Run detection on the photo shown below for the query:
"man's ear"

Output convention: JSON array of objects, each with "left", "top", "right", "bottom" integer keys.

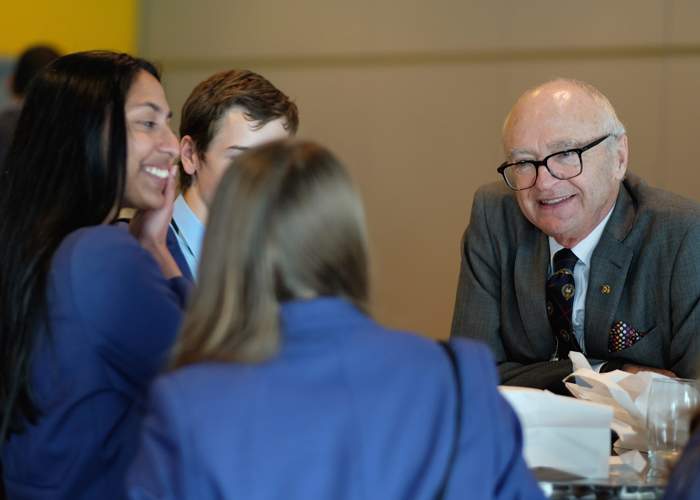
[
  {"left": 180, "top": 135, "right": 201, "bottom": 176},
  {"left": 613, "top": 133, "right": 629, "bottom": 181}
]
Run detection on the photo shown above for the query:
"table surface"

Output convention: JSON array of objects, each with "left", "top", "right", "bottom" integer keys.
[{"left": 535, "top": 460, "right": 666, "bottom": 499}]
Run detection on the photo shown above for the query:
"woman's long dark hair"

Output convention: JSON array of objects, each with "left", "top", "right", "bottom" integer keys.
[{"left": 0, "top": 51, "right": 159, "bottom": 440}]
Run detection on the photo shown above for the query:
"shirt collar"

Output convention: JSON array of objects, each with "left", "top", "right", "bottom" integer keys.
[
  {"left": 172, "top": 194, "right": 205, "bottom": 259},
  {"left": 549, "top": 203, "right": 615, "bottom": 268}
]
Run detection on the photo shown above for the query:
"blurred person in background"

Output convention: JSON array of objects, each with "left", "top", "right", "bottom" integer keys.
[
  {"left": 127, "top": 139, "right": 544, "bottom": 500},
  {"left": 0, "top": 51, "right": 187, "bottom": 499},
  {"left": 171, "top": 69, "right": 298, "bottom": 279},
  {"left": 0, "top": 44, "right": 59, "bottom": 166},
  {"left": 663, "top": 356, "right": 700, "bottom": 500},
  {"left": 664, "top": 412, "right": 700, "bottom": 499}
]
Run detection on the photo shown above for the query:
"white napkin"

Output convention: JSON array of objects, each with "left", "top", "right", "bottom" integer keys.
[
  {"left": 610, "top": 449, "right": 647, "bottom": 474},
  {"left": 500, "top": 386, "right": 613, "bottom": 478},
  {"left": 564, "top": 351, "right": 669, "bottom": 450}
]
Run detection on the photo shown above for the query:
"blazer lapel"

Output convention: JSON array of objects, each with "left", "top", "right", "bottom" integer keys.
[
  {"left": 584, "top": 181, "right": 637, "bottom": 357},
  {"left": 515, "top": 229, "right": 553, "bottom": 359},
  {"left": 167, "top": 224, "right": 195, "bottom": 282}
]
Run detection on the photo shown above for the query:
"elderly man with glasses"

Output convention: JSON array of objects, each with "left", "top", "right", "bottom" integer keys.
[{"left": 451, "top": 78, "right": 700, "bottom": 394}]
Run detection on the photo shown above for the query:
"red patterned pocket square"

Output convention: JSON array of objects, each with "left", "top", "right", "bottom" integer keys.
[{"left": 608, "top": 320, "right": 647, "bottom": 352}]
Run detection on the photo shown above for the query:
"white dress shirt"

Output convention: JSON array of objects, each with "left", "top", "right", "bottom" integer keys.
[{"left": 548, "top": 205, "right": 615, "bottom": 354}]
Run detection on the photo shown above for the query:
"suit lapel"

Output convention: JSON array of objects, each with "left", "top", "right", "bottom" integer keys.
[
  {"left": 515, "top": 228, "right": 553, "bottom": 359},
  {"left": 167, "top": 224, "right": 195, "bottom": 282},
  {"left": 584, "top": 181, "right": 637, "bottom": 357}
]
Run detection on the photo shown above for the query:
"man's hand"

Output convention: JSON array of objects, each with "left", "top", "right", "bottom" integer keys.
[{"left": 622, "top": 363, "right": 676, "bottom": 377}]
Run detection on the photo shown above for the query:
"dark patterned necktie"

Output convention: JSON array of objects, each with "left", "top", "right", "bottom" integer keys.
[{"left": 546, "top": 248, "right": 582, "bottom": 360}]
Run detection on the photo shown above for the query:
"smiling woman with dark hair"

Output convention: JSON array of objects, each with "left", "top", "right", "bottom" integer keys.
[
  {"left": 127, "top": 139, "right": 544, "bottom": 500},
  {"left": 0, "top": 51, "right": 188, "bottom": 499}
]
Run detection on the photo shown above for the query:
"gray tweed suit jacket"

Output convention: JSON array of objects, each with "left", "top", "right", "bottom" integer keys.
[{"left": 451, "top": 173, "right": 700, "bottom": 390}]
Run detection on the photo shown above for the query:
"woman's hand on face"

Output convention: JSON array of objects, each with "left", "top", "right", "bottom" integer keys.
[
  {"left": 130, "top": 165, "right": 182, "bottom": 278},
  {"left": 129, "top": 164, "right": 177, "bottom": 244}
]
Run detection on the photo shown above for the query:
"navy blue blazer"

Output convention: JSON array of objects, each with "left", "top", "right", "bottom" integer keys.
[
  {"left": 2, "top": 225, "right": 190, "bottom": 499},
  {"left": 166, "top": 225, "right": 194, "bottom": 281},
  {"left": 127, "top": 298, "right": 543, "bottom": 499},
  {"left": 664, "top": 427, "right": 700, "bottom": 500}
]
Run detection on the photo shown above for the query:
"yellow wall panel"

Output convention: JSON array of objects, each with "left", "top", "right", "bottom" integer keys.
[{"left": 1, "top": 0, "right": 136, "bottom": 56}]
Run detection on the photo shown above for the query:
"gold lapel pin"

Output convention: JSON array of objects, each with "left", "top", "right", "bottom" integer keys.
[
  {"left": 600, "top": 284, "right": 611, "bottom": 295},
  {"left": 561, "top": 284, "right": 575, "bottom": 301}
]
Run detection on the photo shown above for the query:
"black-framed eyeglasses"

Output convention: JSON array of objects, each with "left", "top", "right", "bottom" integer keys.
[{"left": 497, "top": 134, "right": 611, "bottom": 191}]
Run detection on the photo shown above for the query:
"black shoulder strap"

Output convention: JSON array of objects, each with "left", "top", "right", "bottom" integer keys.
[{"left": 435, "top": 340, "right": 462, "bottom": 500}]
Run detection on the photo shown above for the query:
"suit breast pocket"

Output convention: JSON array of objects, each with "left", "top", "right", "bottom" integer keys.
[
  {"left": 608, "top": 320, "right": 661, "bottom": 363},
  {"left": 608, "top": 320, "right": 654, "bottom": 352}
]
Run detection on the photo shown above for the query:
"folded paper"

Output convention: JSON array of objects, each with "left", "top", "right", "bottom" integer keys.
[
  {"left": 564, "top": 351, "right": 669, "bottom": 451},
  {"left": 500, "top": 386, "right": 613, "bottom": 478}
]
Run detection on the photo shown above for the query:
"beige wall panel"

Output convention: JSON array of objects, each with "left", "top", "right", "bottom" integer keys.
[
  {"left": 658, "top": 59, "right": 700, "bottom": 200},
  {"left": 668, "top": 0, "right": 700, "bottom": 44},
  {"left": 143, "top": 0, "right": 667, "bottom": 59}
]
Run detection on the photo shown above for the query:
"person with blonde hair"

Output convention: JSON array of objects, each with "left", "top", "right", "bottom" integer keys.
[{"left": 127, "top": 139, "right": 543, "bottom": 500}]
